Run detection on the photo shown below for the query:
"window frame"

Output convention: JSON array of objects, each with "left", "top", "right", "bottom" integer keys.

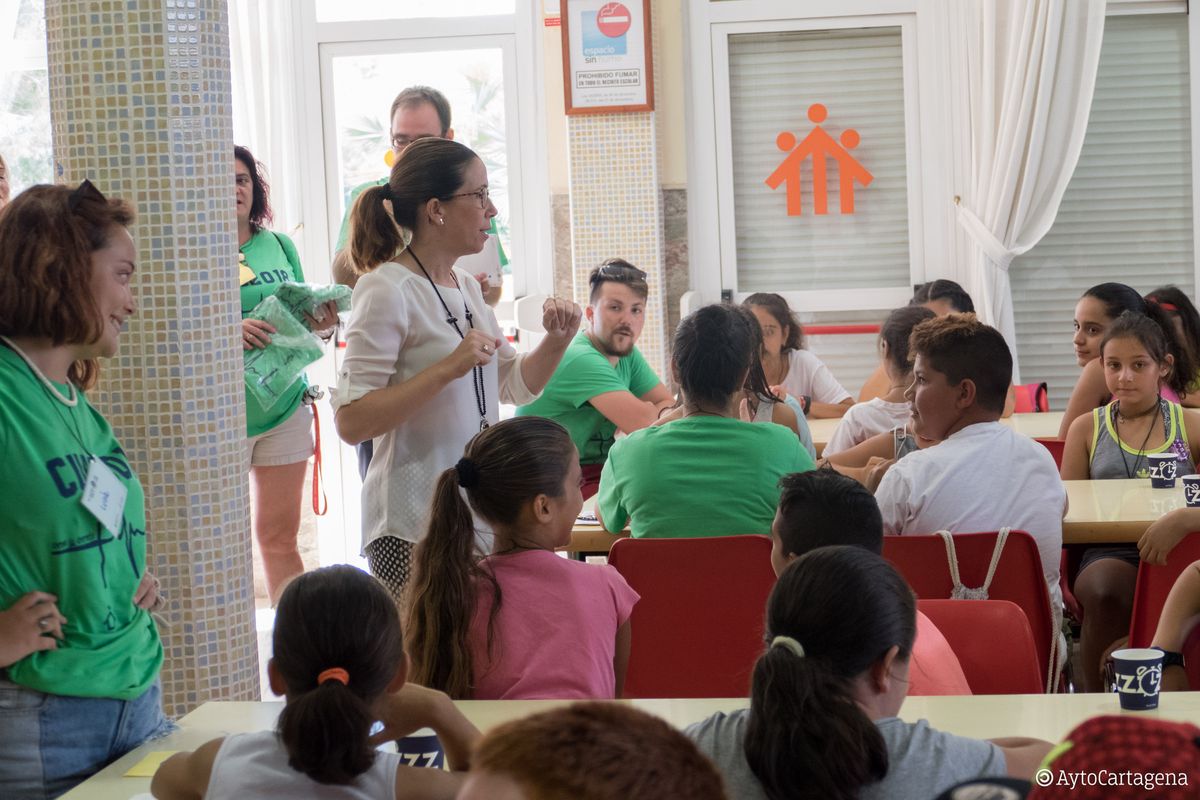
[
  {"left": 293, "top": 3, "right": 553, "bottom": 303},
  {"left": 687, "top": 0, "right": 930, "bottom": 313}
]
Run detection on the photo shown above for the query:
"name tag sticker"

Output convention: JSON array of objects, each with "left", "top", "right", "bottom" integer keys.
[{"left": 81, "top": 458, "right": 127, "bottom": 535}]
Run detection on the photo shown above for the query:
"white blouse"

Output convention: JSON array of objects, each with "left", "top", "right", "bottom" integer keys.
[
  {"left": 823, "top": 397, "right": 911, "bottom": 456},
  {"left": 778, "top": 349, "right": 852, "bottom": 406},
  {"left": 332, "top": 262, "right": 536, "bottom": 549}
]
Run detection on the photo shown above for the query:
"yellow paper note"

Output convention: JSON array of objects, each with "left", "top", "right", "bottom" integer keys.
[{"left": 124, "top": 750, "right": 177, "bottom": 777}]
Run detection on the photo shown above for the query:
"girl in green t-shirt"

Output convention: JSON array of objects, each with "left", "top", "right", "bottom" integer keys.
[{"left": 0, "top": 182, "right": 169, "bottom": 796}]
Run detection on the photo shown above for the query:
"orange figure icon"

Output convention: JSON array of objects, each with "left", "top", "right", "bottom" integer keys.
[{"left": 765, "top": 103, "right": 874, "bottom": 216}]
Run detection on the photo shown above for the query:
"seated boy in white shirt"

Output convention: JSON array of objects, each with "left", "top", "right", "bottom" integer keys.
[{"left": 874, "top": 314, "right": 1066, "bottom": 623}]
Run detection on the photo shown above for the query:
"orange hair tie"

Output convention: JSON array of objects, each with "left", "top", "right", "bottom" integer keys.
[{"left": 317, "top": 667, "right": 350, "bottom": 686}]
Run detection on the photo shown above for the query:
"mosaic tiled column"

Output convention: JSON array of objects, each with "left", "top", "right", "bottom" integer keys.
[
  {"left": 46, "top": 0, "right": 258, "bottom": 716},
  {"left": 566, "top": 12, "right": 668, "bottom": 376}
]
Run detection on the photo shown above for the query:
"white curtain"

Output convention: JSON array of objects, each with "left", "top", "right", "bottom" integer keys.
[
  {"left": 228, "top": 0, "right": 304, "bottom": 242},
  {"left": 954, "top": 0, "right": 1106, "bottom": 377}
]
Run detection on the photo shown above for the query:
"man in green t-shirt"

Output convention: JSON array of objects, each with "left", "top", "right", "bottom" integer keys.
[
  {"left": 331, "top": 85, "right": 506, "bottom": 307},
  {"left": 517, "top": 259, "right": 674, "bottom": 497}
]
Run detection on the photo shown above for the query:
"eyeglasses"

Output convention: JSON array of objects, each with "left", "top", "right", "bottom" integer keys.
[
  {"left": 68, "top": 179, "right": 106, "bottom": 212},
  {"left": 391, "top": 132, "right": 436, "bottom": 151},
  {"left": 448, "top": 186, "right": 491, "bottom": 209}
]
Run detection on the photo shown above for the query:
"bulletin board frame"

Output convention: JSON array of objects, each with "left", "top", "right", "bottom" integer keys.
[{"left": 561, "top": 0, "right": 654, "bottom": 114}]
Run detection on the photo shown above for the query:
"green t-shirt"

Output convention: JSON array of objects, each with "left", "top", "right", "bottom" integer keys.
[
  {"left": 240, "top": 229, "right": 308, "bottom": 437},
  {"left": 596, "top": 416, "right": 814, "bottom": 538},
  {"left": 335, "top": 177, "right": 508, "bottom": 266},
  {"left": 0, "top": 346, "right": 163, "bottom": 699},
  {"left": 516, "top": 332, "right": 662, "bottom": 465}
]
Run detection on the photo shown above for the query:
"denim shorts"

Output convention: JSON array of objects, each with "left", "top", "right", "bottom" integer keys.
[{"left": 0, "top": 674, "right": 175, "bottom": 799}]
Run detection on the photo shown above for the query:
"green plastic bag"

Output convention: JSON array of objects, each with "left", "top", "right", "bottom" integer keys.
[
  {"left": 243, "top": 295, "right": 324, "bottom": 411},
  {"left": 272, "top": 282, "right": 351, "bottom": 331}
]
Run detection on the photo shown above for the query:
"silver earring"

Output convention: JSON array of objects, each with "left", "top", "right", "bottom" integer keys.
[{"left": 438, "top": 218, "right": 445, "bottom": 225}]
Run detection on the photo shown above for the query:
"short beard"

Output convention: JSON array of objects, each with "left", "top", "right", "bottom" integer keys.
[{"left": 593, "top": 331, "right": 636, "bottom": 358}]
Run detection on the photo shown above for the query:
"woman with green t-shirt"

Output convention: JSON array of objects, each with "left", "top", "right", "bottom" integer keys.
[
  {"left": 0, "top": 181, "right": 170, "bottom": 796},
  {"left": 596, "top": 303, "right": 815, "bottom": 538},
  {"left": 236, "top": 146, "right": 338, "bottom": 604}
]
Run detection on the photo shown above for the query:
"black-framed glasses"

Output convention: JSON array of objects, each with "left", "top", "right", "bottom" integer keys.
[
  {"left": 448, "top": 186, "right": 490, "bottom": 209},
  {"left": 391, "top": 132, "right": 436, "bottom": 151},
  {"left": 68, "top": 179, "right": 106, "bottom": 212}
]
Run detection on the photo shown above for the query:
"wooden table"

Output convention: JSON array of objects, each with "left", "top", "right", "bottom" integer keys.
[
  {"left": 62, "top": 692, "right": 1200, "bottom": 799},
  {"left": 809, "top": 412, "right": 1065, "bottom": 457},
  {"left": 564, "top": 479, "right": 1186, "bottom": 555},
  {"left": 1062, "top": 478, "right": 1190, "bottom": 543}
]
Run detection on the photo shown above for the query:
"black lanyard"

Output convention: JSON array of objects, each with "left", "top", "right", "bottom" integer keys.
[{"left": 409, "top": 250, "right": 489, "bottom": 432}]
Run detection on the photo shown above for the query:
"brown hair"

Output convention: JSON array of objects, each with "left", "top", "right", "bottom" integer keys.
[
  {"left": 744, "top": 292, "right": 806, "bottom": 351},
  {"left": 587, "top": 258, "right": 649, "bottom": 303},
  {"left": 273, "top": 565, "right": 405, "bottom": 785},
  {"left": 389, "top": 86, "right": 452, "bottom": 136},
  {"left": 347, "top": 137, "right": 477, "bottom": 274},
  {"left": 745, "top": 546, "right": 914, "bottom": 800},
  {"left": 403, "top": 416, "right": 576, "bottom": 698},
  {"left": 234, "top": 145, "right": 273, "bottom": 232},
  {"left": 880, "top": 304, "right": 936, "bottom": 375},
  {"left": 473, "top": 703, "right": 729, "bottom": 800},
  {"left": 0, "top": 182, "right": 135, "bottom": 389},
  {"left": 908, "top": 313, "right": 1012, "bottom": 414}
]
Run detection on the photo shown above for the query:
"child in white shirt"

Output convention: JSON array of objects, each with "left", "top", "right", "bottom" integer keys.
[{"left": 874, "top": 315, "right": 1066, "bottom": 630}]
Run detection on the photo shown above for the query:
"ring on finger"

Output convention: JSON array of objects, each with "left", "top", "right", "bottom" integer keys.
[{"left": 38, "top": 617, "right": 50, "bottom": 631}]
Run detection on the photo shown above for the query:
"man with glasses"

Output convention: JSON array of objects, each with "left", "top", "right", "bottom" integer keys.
[
  {"left": 331, "top": 85, "right": 506, "bottom": 307},
  {"left": 517, "top": 259, "right": 674, "bottom": 499}
]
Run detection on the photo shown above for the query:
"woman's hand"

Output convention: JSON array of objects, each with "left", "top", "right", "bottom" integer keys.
[
  {"left": 242, "top": 318, "right": 275, "bottom": 351},
  {"left": 0, "top": 591, "right": 67, "bottom": 668},
  {"left": 443, "top": 330, "right": 502, "bottom": 379},
  {"left": 541, "top": 297, "right": 583, "bottom": 342},
  {"left": 303, "top": 300, "right": 341, "bottom": 339},
  {"left": 133, "top": 571, "right": 165, "bottom": 611},
  {"left": 769, "top": 384, "right": 790, "bottom": 402}
]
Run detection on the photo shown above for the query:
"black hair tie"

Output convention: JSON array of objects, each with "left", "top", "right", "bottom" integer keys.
[
  {"left": 455, "top": 458, "right": 480, "bottom": 489},
  {"left": 380, "top": 185, "right": 395, "bottom": 203}
]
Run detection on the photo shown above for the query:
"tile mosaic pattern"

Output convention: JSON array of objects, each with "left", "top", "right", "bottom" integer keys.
[
  {"left": 46, "top": 0, "right": 258, "bottom": 717},
  {"left": 565, "top": 9, "right": 668, "bottom": 376}
]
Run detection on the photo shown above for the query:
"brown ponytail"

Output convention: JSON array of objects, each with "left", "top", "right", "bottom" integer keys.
[
  {"left": 273, "top": 565, "right": 405, "bottom": 784},
  {"left": 744, "top": 546, "right": 915, "bottom": 800},
  {"left": 347, "top": 137, "right": 479, "bottom": 275},
  {"left": 403, "top": 417, "right": 577, "bottom": 698}
]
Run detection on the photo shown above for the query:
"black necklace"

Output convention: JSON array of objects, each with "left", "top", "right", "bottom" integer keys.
[
  {"left": 409, "top": 249, "right": 488, "bottom": 432},
  {"left": 1112, "top": 396, "right": 1162, "bottom": 478}
]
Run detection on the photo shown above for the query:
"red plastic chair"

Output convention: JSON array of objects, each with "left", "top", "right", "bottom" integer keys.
[
  {"left": 1034, "top": 438, "right": 1064, "bottom": 469},
  {"left": 1013, "top": 382, "right": 1050, "bottom": 413},
  {"left": 1129, "top": 532, "right": 1200, "bottom": 647},
  {"left": 883, "top": 531, "right": 1057, "bottom": 692},
  {"left": 608, "top": 535, "right": 777, "bottom": 698},
  {"left": 918, "top": 599, "right": 1043, "bottom": 694}
]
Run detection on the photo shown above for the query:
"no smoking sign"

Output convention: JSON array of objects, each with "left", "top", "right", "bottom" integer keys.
[{"left": 596, "top": 2, "right": 631, "bottom": 38}]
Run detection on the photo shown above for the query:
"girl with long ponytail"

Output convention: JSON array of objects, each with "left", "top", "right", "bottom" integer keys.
[
  {"left": 151, "top": 565, "right": 479, "bottom": 799},
  {"left": 404, "top": 416, "right": 638, "bottom": 700},
  {"left": 687, "top": 546, "right": 1051, "bottom": 800}
]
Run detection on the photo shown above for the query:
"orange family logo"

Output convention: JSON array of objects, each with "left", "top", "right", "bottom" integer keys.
[{"left": 765, "top": 104, "right": 873, "bottom": 216}]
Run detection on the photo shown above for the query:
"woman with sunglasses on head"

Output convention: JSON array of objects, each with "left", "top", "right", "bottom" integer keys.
[
  {"left": 0, "top": 181, "right": 171, "bottom": 797},
  {"left": 335, "top": 138, "right": 581, "bottom": 602}
]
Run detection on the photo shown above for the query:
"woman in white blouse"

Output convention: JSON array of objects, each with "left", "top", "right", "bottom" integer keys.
[{"left": 333, "top": 137, "right": 580, "bottom": 600}]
